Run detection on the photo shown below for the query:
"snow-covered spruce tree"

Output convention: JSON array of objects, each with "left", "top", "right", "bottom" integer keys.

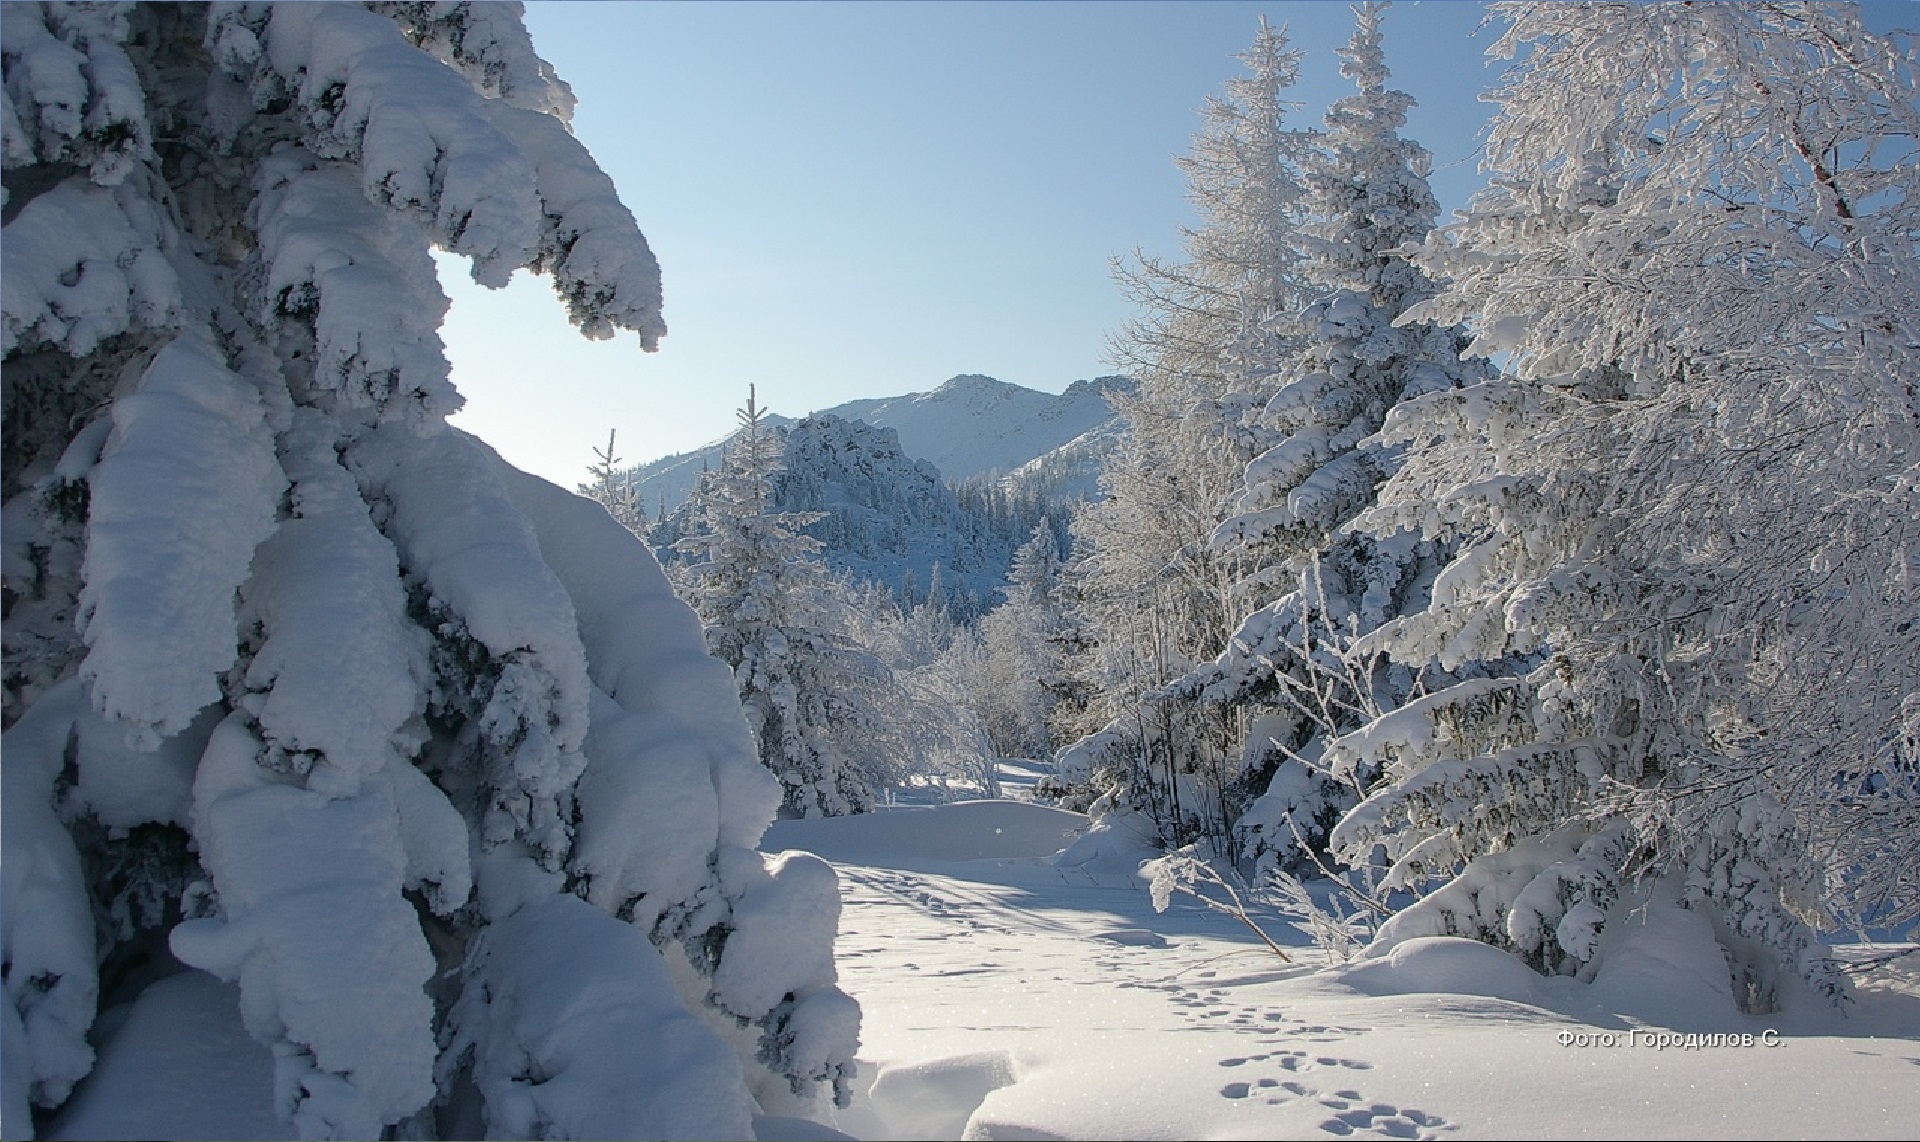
[
  {"left": 1034, "top": 528, "right": 1103, "bottom": 754},
  {"left": 1326, "top": 1, "right": 1919, "bottom": 1009},
  {"left": 1055, "top": 17, "right": 1315, "bottom": 842},
  {"left": 972, "top": 521, "right": 1074, "bottom": 761},
  {"left": 1, "top": 5, "right": 855, "bottom": 1137},
  {"left": 1196, "top": 0, "right": 1492, "bottom": 875},
  {"left": 1216, "top": 0, "right": 1480, "bottom": 584},
  {"left": 1056, "top": 5, "right": 1485, "bottom": 870},
  {"left": 673, "top": 389, "right": 901, "bottom": 818}
]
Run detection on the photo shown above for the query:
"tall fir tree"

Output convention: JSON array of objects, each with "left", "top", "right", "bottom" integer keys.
[
  {"left": 1059, "top": 17, "right": 1316, "bottom": 843},
  {"left": 1204, "top": 0, "right": 1493, "bottom": 872},
  {"left": 582, "top": 428, "right": 646, "bottom": 535},
  {"left": 1056, "top": 4, "right": 1484, "bottom": 870}
]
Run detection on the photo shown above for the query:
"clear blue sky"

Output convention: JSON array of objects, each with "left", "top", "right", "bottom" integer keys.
[{"left": 435, "top": 1, "right": 1909, "bottom": 488}]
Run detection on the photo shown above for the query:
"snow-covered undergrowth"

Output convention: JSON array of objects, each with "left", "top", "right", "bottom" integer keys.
[{"left": 767, "top": 800, "right": 1920, "bottom": 1142}]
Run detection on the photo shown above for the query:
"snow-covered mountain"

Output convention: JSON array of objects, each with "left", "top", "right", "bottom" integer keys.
[
  {"left": 828, "top": 374, "right": 1125, "bottom": 486},
  {"left": 626, "top": 374, "right": 1130, "bottom": 516}
]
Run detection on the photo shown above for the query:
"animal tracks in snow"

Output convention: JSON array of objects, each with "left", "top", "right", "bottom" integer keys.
[
  {"left": 1316, "top": 1102, "right": 1449, "bottom": 1139},
  {"left": 1218, "top": 1048, "right": 1372, "bottom": 1072},
  {"left": 1213, "top": 1050, "right": 1448, "bottom": 1140},
  {"left": 1159, "top": 991, "right": 1445, "bottom": 1139},
  {"left": 825, "top": 854, "right": 1450, "bottom": 1140}
]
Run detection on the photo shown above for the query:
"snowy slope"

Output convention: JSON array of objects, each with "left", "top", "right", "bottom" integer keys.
[
  {"left": 760, "top": 801, "right": 1920, "bottom": 1142},
  {"left": 829, "top": 374, "right": 1126, "bottom": 486},
  {"left": 627, "top": 375, "right": 1127, "bottom": 515},
  {"left": 998, "top": 416, "right": 1126, "bottom": 504}
]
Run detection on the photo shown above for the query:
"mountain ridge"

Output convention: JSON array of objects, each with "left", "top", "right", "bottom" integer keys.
[{"left": 625, "top": 373, "right": 1130, "bottom": 516}]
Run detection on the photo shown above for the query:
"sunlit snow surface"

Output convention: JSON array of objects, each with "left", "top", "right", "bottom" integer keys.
[
  {"left": 766, "top": 800, "right": 1920, "bottom": 1142},
  {"left": 43, "top": 798, "right": 1920, "bottom": 1140}
]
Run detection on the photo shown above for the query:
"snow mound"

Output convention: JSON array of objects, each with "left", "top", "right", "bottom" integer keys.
[
  {"left": 761, "top": 800, "right": 1085, "bottom": 866},
  {"left": 445, "top": 895, "right": 757, "bottom": 1141},
  {"left": 1050, "top": 807, "right": 1161, "bottom": 876},
  {"left": 1333, "top": 936, "right": 1548, "bottom": 1004},
  {"left": 864, "top": 1051, "right": 1017, "bottom": 1142},
  {"left": 1585, "top": 885, "right": 1745, "bottom": 1029}
]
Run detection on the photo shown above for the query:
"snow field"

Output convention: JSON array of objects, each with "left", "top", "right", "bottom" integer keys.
[
  {"left": 767, "top": 800, "right": 1920, "bottom": 1142},
  {"left": 29, "top": 798, "right": 1920, "bottom": 1141}
]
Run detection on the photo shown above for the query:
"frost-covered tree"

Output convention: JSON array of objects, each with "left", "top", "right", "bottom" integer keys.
[
  {"left": 1058, "top": 18, "right": 1315, "bottom": 833},
  {"left": 674, "top": 389, "right": 900, "bottom": 818},
  {"left": 1105, "top": 15, "right": 1312, "bottom": 397},
  {"left": 1199, "top": 0, "right": 1492, "bottom": 873},
  {"left": 972, "top": 521, "right": 1074, "bottom": 760},
  {"left": 842, "top": 583, "right": 1003, "bottom": 800},
  {"left": 1055, "top": 4, "right": 1483, "bottom": 871},
  {"left": 1326, "top": 1, "right": 1920, "bottom": 1009},
  {"left": 1, "top": 5, "right": 855, "bottom": 1137},
  {"left": 1216, "top": 0, "right": 1478, "bottom": 580},
  {"left": 581, "top": 428, "right": 645, "bottom": 535}
]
